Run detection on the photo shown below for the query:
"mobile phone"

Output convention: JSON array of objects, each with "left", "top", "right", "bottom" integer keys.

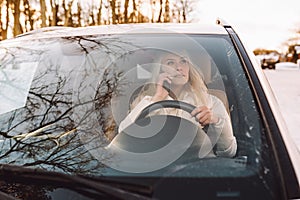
[
  {"left": 160, "top": 68, "right": 171, "bottom": 92},
  {"left": 162, "top": 80, "right": 171, "bottom": 93}
]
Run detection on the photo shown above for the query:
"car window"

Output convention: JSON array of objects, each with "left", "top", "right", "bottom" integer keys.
[{"left": 0, "top": 33, "right": 266, "bottom": 178}]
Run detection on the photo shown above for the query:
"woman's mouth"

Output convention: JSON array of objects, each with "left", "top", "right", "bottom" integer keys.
[{"left": 173, "top": 74, "right": 184, "bottom": 78}]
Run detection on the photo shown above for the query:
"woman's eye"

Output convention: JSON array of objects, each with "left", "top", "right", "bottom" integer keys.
[
  {"left": 166, "top": 61, "right": 175, "bottom": 66},
  {"left": 180, "top": 59, "right": 187, "bottom": 65}
]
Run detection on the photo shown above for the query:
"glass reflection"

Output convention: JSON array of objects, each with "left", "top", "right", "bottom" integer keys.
[{"left": 0, "top": 33, "right": 262, "bottom": 178}]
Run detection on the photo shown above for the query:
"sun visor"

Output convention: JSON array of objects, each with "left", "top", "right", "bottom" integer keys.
[{"left": 0, "top": 62, "right": 38, "bottom": 115}]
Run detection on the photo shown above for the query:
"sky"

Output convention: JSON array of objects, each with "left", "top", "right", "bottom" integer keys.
[{"left": 195, "top": 0, "right": 300, "bottom": 52}]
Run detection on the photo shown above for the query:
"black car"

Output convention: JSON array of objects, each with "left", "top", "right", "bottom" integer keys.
[
  {"left": 257, "top": 51, "right": 280, "bottom": 69},
  {"left": 0, "top": 21, "right": 299, "bottom": 200}
]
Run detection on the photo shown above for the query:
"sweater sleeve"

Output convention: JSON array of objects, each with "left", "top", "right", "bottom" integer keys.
[
  {"left": 118, "top": 96, "right": 154, "bottom": 133},
  {"left": 209, "top": 95, "right": 237, "bottom": 158}
]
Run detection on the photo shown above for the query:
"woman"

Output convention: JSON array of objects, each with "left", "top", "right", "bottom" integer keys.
[{"left": 118, "top": 51, "right": 237, "bottom": 158}]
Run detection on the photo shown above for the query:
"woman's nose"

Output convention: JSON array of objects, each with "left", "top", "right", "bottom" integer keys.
[{"left": 176, "top": 63, "right": 183, "bottom": 70}]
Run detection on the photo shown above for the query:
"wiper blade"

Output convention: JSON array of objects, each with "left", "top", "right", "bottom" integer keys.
[{"left": 0, "top": 164, "right": 154, "bottom": 200}]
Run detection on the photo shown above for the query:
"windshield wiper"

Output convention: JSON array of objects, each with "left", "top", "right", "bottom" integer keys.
[{"left": 0, "top": 164, "right": 154, "bottom": 200}]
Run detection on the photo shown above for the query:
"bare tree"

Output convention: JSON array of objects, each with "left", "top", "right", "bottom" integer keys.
[
  {"left": 40, "top": 0, "right": 47, "bottom": 27},
  {"left": 50, "top": 0, "right": 59, "bottom": 26},
  {"left": 124, "top": 0, "right": 130, "bottom": 23},
  {"left": 89, "top": 6, "right": 96, "bottom": 26},
  {"left": 0, "top": 0, "right": 199, "bottom": 40},
  {"left": 13, "top": 0, "right": 23, "bottom": 36},
  {"left": 109, "top": 0, "right": 116, "bottom": 24},
  {"left": 77, "top": 2, "right": 82, "bottom": 27},
  {"left": 23, "top": 0, "right": 35, "bottom": 31},
  {"left": 0, "top": 0, "right": 9, "bottom": 40},
  {"left": 164, "top": 0, "right": 170, "bottom": 22},
  {"left": 150, "top": 0, "right": 155, "bottom": 23},
  {"left": 157, "top": 0, "right": 163, "bottom": 22},
  {"left": 63, "top": 0, "right": 74, "bottom": 27},
  {"left": 97, "top": 0, "right": 103, "bottom": 25},
  {"left": 128, "top": 0, "right": 138, "bottom": 23}
]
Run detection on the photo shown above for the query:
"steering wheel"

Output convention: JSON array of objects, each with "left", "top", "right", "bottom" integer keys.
[
  {"left": 135, "top": 100, "right": 208, "bottom": 132},
  {"left": 106, "top": 100, "right": 213, "bottom": 173},
  {"left": 136, "top": 100, "right": 196, "bottom": 121}
]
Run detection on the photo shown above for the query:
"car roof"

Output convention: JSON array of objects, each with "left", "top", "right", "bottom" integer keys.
[{"left": 10, "top": 22, "right": 228, "bottom": 41}]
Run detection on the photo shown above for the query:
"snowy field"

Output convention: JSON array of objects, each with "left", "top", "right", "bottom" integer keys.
[{"left": 263, "top": 63, "right": 300, "bottom": 150}]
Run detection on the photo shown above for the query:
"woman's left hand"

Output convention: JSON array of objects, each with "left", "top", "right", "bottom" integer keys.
[{"left": 191, "top": 106, "right": 219, "bottom": 126}]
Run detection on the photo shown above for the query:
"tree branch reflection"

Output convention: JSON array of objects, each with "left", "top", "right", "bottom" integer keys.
[{"left": 0, "top": 35, "right": 135, "bottom": 175}]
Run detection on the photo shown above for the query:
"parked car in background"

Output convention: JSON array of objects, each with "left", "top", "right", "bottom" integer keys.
[
  {"left": 286, "top": 45, "right": 300, "bottom": 64},
  {"left": 255, "top": 51, "right": 281, "bottom": 69},
  {"left": 0, "top": 21, "right": 299, "bottom": 200}
]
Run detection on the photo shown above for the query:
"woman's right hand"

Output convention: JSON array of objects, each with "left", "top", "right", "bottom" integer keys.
[{"left": 151, "top": 72, "right": 172, "bottom": 102}]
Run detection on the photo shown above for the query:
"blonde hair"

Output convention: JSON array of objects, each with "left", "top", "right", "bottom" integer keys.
[{"left": 130, "top": 51, "right": 209, "bottom": 109}]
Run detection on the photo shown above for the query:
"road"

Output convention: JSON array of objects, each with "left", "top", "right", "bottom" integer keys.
[{"left": 264, "top": 68, "right": 300, "bottom": 150}]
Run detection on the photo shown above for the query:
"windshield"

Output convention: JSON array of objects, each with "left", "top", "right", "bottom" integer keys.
[{"left": 0, "top": 33, "right": 263, "bottom": 178}]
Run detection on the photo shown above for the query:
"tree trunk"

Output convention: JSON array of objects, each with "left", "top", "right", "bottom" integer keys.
[
  {"left": 40, "top": 0, "right": 47, "bottom": 27},
  {"left": 132, "top": 0, "right": 137, "bottom": 22},
  {"left": 23, "top": 0, "right": 34, "bottom": 31},
  {"left": 164, "top": 0, "right": 170, "bottom": 22},
  {"left": 0, "top": 0, "right": 3, "bottom": 40},
  {"left": 63, "top": 0, "right": 74, "bottom": 27},
  {"left": 124, "top": 0, "right": 129, "bottom": 23},
  {"left": 181, "top": 0, "right": 187, "bottom": 23},
  {"left": 157, "top": 0, "right": 163, "bottom": 22},
  {"left": 150, "top": 0, "right": 155, "bottom": 23},
  {"left": 77, "top": 2, "right": 82, "bottom": 27},
  {"left": 50, "top": 0, "right": 59, "bottom": 26},
  {"left": 2, "top": 0, "right": 10, "bottom": 39},
  {"left": 97, "top": 0, "right": 103, "bottom": 25},
  {"left": 89, "top": 7, "right": 95, "bottom": 25},
  {"left": 110, "top": 0, "right": 116, "bottom": 24},
  {"left": 13, "top": 0, "right": 23, "bottom": 36}
]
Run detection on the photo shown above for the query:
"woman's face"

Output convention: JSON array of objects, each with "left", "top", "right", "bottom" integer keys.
[{"left": 161, "top": 53, "right": 190, "bottom": 86}]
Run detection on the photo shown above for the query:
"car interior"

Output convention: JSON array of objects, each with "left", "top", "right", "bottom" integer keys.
[
  {"left": 97, "top": 41, "right": 261, "bottom": 173},
  {"left": 66, "top": 33, "right": 264, "bottom": 177}
]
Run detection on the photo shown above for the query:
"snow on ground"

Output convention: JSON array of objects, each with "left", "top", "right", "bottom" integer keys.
[{"left": 264, "top": 66, "right": 300, "bottom": 150}]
